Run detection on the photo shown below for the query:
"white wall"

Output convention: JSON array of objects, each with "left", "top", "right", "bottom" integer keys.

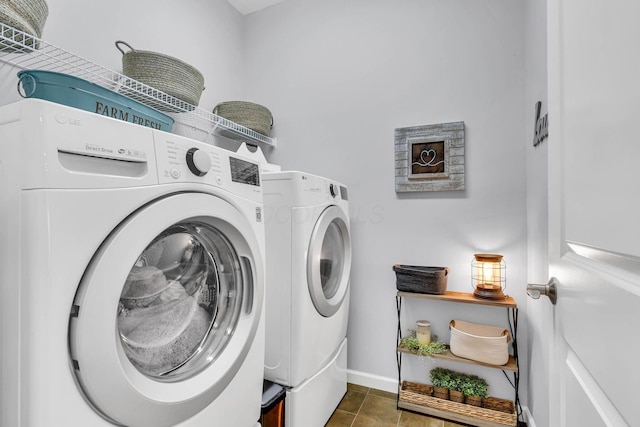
[
  {"left": 243, "top": 0, "right": 529, "bottom": 402},
  {"left": 524, "top": 0, "right": 550, "bottom": 425},
  {"left": 0, "top": 0, "right": 246, "bottom": 111}
]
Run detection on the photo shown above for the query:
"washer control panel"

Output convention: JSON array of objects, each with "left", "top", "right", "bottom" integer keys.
[
  {"left": 229, "top": 156, "right": 260, "bottom": 186},
  {"left": 153, "top": 131, "right": 262, "bottom": 200},
  {"left": 186, "top": 147, "right": 212, "bottom": 177},
  {"left": 157, "top": 138, "right": 223, "bottom": 182}
]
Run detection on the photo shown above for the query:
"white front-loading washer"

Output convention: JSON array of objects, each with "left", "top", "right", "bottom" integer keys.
[
  {"left": 0, "top": 99, "right": 265, "bottom": 427},
  {"left": 262, "top": 171, "right": 351, "bottom": 427}
]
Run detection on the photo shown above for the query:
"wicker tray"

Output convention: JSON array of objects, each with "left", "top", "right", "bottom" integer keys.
[
  {"left": 393, "top": 265, "right": 449, "bottom": 294},
  {"left": 399, "top": 381, "right": 516, "bottom": 426}
]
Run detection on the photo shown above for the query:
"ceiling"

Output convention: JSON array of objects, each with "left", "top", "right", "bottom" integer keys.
[{"left": 227, "top": 0, "right": 288, "bottom": 15}]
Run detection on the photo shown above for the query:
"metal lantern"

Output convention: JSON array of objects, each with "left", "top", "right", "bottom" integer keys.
[{"left": 471, "top": 254, "right": 506, "bottom": 300}]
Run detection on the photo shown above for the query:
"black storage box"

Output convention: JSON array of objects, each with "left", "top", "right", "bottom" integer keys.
[
  {"left": 261, "top": 380, "right": 285, "bottom": 427},
  {"left": 393, "top": 265, "right": 449, "bottom": 295}
]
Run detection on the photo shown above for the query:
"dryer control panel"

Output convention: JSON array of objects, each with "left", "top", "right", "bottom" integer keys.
[
  {"left": 262, "top": 171, "right": 349, "bottom": 209},
  {"left": 328, "top": 183, "right": 348, "bottom": 200}
]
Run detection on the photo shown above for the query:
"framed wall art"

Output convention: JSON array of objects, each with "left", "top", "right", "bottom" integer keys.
[{"left": 394, "top": 121, "right": 465, "bottom": 192}]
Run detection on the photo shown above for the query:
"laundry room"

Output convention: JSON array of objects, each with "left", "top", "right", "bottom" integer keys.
[
  {"left": 2, "top": 0, "right": 637, "bottom": 427},
  {"left": 0, "top": 0, "right": 537, "bottom": 426}
]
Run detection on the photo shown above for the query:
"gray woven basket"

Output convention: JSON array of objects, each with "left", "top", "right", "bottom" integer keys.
[
  {"left": 116, "top": 41, "right": 205, "bottom": 108},
  {"left": 213, "top": 101, "right": 273, "bottom": 136},
  {"left": 0, "top": 0, "right": 48, "bottom": 51},
  {"left": 393, "top": 265, "right": 449, "bottom": 295}
]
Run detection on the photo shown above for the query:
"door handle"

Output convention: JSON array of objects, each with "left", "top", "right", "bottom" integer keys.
[{"left": 527, "top": 277, "right": 558, "bottom": 305}]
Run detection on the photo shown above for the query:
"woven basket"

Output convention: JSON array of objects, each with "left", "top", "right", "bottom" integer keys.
[
  {"left": 449, "top": 320, "right": 511, "bottom": 366},
  {"left": 399, "top": 381, "right": 516, "bottom": 426},
  {"left": 0, "top": 0, "right": 48, "bottom": 51},
  {"left": 213, "top": 101, "right": 273, "bottom": 136},
  {"left": 483, "top": 397, "right": 516, "bottom": 414},
  {"left": 116, "top": 41, "right": 205, "bottom": 108},
  {"left": 449, "top": 390, "right": 465, "bottom": 404},
  {"left": 433, "top": 387, "right": 449, "bottom": 400},
  {"left": 402, "top": 381, "right": 433, "bottom": 396},
  {"left": 465, "top": 395, "right": 483, "bottom": 407},
  {"left": 393, "top": 265, "right": 449, "bottom": 295}
]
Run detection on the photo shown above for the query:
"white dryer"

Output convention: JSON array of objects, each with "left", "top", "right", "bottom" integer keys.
[
  {"left": 0, "top": 99, "right": 265, "bottom": 427},
  {"left": 262, "top": 171, "right": 351, "bottom": 427}
]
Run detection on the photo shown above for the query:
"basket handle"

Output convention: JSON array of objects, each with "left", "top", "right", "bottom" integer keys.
[
  {"left": 17, "top": 73, "right": 36, "bottom": 98},
  {"left": 115, "top": 40, "right": 135, "bottom": 55}
]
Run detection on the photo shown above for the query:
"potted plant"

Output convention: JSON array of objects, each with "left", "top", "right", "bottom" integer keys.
[
  {"left": 460, "top": 374, "right": 489, "bottom": 407},
  {"left": 429, "top": 367, "right": 454, "bottom": 400},
  {"left": 399, "top": 330, "right": 447, "bottom": 357},
  {"left": 448, "top": 373, "right": 465, "bottom": 403}
]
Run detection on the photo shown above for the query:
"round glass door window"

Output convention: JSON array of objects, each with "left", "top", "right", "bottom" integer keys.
[
  {"left": 319, "top": 221, "right": 345, "bottom": 299},
  {"left": 307, "top": 205, "right": 352, "bottom": 317},
  {"left": 117, "top": 221, "right": 243, "bottom": 380}
]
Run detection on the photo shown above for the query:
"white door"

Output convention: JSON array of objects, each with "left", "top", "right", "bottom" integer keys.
[
  {"left": 547, "top": 1, "right": 640, "bottom": 425},
  {"left": 306, "top": 205, "right": 352, "bottom": 317}
]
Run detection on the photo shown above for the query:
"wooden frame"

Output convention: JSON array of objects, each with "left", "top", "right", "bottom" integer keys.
[{"left": 395, "top": 121, "right": 465, "bottom": 192}]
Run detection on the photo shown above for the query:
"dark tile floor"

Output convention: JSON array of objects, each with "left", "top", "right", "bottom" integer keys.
[{"left": 325, "top": 383, "right": 466, "bottom": 427}]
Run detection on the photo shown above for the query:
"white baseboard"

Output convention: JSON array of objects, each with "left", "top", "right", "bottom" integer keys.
[
  {"left": 346, "top": 369, "right": 397, "bottom": 394},
  {"left": 522, "top": 406, "right": 536, "bottom": 427}
]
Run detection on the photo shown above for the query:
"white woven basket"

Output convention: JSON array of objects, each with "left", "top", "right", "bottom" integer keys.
[
  {"left": 449, "top": 319, "right": 510, "bottom": 366},
  {"left": 213, "top": 101, "right": 273, "bottom": 136},
  {"left": 0, "top": 0, "right": 48, "bottom": 50},
  {"left": 116, "top": 41, "right": 205, "bottom": 108}
]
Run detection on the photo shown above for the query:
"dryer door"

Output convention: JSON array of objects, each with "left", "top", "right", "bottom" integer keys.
[
  {"left": 306, "top": 205, "right": 352, "bottom": 317},
  {"left": 69, "top": 192, "right": 263, "bottom": 427}
]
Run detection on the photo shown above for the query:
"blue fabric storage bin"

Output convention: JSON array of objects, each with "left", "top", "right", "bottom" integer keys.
[{"left": 17, "top": 69, "right": 174, "bottom": 132}]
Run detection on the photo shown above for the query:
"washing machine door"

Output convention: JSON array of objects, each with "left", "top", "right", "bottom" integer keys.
[
  {"left": 306, "top": 205, "right": 352, "bottom": 317},
  {"left": 69, "top": 192, "right": 264, "bottom": 427}
]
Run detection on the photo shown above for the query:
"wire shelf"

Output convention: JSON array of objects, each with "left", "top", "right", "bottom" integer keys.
[{"left": 0, "top": 23, "right": 276, "bottom": 147}]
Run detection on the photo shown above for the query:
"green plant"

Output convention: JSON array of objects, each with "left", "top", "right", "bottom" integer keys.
[
  {"left": 429, "top": 367, "right": 458, "bottom": 389},
  {"left": 461, "top": 374, "right": 489, "bottom": 398},
  {"left": 429, "top": 368, "right": 489, "bottom": 397},
  {"left": 400, "top": 330, "right": 447, "bottom": 357},
  {"left": 450, "top": 373, "right": 464, "bottom": 393}
]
